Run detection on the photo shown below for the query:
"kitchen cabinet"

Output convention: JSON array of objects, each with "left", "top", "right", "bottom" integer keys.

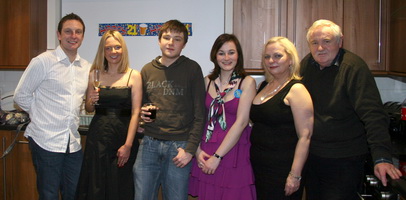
[
  {"left": 388, "top": 0, "right": 406, "bottom": 74},
  {"left": 0, "top": 0, "right": 47, "bottom": 69},
  {"left": 234, "top": 0, "right": 388, "bottom": 72},
  {"left": 0, "top": 129, "right": 38, "bottom": 200}
]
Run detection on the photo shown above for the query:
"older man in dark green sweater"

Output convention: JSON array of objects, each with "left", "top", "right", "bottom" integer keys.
[{"left": 300, "top": 19, "right": 402, "bottom": 200}]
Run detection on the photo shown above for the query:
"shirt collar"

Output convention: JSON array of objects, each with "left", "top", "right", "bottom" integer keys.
[{"left": 55, "top": 46, "right": 82, "bottom": 66}]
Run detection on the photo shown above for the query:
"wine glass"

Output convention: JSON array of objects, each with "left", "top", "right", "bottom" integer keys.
[{"left": 93, "top": 69, "right": 100, "bottom": 105}]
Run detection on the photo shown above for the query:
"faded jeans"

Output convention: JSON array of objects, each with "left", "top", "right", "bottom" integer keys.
[{"left": 133, "top": 136, "right": 191, "bottom": 200}]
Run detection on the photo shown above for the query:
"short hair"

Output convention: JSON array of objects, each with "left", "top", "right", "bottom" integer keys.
[
  {"left": 91, "top": 30, "right": 130, "bottom": 73},
  {"left": 262, "top": 36, "right": 302, "bottom": 82},
  {"left": 306, "top": 19, "right": 343, "bottom": 44},
  {"left": 58, "top": 13, "right": 85, "bottom": 34},
  {"left": 158, "top": 19, "right": 188, "bottom": 44},
  {"left": 208, "top": 34, "right": 246, "bottom": 80}
]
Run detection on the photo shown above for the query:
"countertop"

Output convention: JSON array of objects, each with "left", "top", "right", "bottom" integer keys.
[{"left": 0, "top": 124, "right": 89, "bottom": 135}]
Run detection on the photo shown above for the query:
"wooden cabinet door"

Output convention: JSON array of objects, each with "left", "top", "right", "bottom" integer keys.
[
  {"left": 234, "top": 0, "right": 387, "bottom": 72},
  {"left": 10, "top": 134, "right": 38, "bottom": 199},
  {"left": 234, "top": 0, "right": 344, "bottom": 70},
  {"left": 234, "top": 0, "right": 284, "bottom": 70},
  {"left": 0, "top": 130, "right": 38, "bottom": 199},
  {"left": 389, "top": 0, "right": 406, "bottom": 73},
  {"left": 0, "top": 0, "right": 47, "bottom": 69},
  {"left": 343, "top": 0, "right": 387, "bottom": 71},
  {"left": 288, "top": 0, "right": 343, "bottom": 61}
]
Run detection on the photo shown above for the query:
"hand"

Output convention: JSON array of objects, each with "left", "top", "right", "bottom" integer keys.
[
  {"left": 140, "top": 105, "right": 157, "bottom": 122},
  {"left": 284, "top": 175, "right": 300, "bottom": 196},
  {"left": 374, "top": 162, "right": 402, "bottom": 186},
  {"left": 116, "top": 144, "right": 131, "bottom": 167},
  {"left": 195, "top": 149, "right": 211, "bottom": 173},
  {"left": 172, "top": 148, "right": 193, "bottom": 168},
  {"left": 88, "top": 87, "right": 100, "bottom": 105},
  {"left": 201, "top": 155, "right": 221, "bottom": 175}
]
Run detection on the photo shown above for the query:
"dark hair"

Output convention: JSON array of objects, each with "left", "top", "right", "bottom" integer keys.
[
  {"left": 208, "top": 34, "right": 246, "bottom": 80},
  {"left": 158, "top": 19, "right": 188, "bottom": 44},
  {"left": 58, "top": 13, "right": 85, "bottom": 34}
]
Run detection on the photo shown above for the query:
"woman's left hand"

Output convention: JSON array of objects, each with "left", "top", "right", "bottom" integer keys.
[
  {"left": 284, "top": 175, "right": 300, "bottom": 196},
  {"left": 117, "top": 144, "right": 131, "bottom": 167},
  {"left": 201, "top": 156, "right": 221, "bottom": 175}
]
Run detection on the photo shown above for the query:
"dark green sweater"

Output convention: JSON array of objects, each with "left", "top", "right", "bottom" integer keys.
[
  {"left": 140, "top": 55, "right": 206, "bottom": 154},
  {"left": 300, "top": 49, "right": 392, "bottom": 163}
]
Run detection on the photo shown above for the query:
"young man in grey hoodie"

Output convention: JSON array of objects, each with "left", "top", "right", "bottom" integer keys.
[{"left": 133, "top": 19, "right": 205, "bottom": 200}]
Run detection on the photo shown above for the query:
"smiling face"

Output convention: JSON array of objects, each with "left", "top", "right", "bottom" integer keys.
[
  {"left": 104, "top": 37, "right": 123, "bottom": 65},
  {"left": 158, "top": 30, "right": 186, "bottom": 61},
  {"left": 263, "top": 42, "right": 292, "bottom": 78},
  {"left": 308, "top": 26, "right": 342, "bottom": 69},
  {"left": 216, "top": 41, "right": 238, "bottom": 72},
  {"left": 57, "top": 19, "right": 84, "bottom": 57}
]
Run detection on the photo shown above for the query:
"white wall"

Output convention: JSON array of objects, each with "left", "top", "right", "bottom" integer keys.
[{"left": 61, "top": 0, "right": 228, "bottom": 76}]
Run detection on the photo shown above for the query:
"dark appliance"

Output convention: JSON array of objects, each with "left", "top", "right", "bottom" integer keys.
[{"left": 358, "top": 102, "right": 406, "bottom": 200}]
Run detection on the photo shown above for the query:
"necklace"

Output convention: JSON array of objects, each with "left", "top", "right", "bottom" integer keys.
[{"left": 260, "top": 79, "right": 290, "bottom": 101}]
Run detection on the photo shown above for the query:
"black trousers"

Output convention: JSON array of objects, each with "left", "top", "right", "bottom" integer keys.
[{"left": 304, "top": 153, "right": 366, "bottom": 200}]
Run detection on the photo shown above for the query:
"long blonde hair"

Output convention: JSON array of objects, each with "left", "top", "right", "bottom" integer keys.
[
  {"left": 91, "top": 30, "right": 130, "bottom": 73},
  {"left": 262, "top": 36, "right": 302, "bottom": 82}
]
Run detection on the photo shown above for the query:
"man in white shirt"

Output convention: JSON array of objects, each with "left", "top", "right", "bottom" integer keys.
[{"left": 14, "top": 13, "right": 90, "bottom": 200}]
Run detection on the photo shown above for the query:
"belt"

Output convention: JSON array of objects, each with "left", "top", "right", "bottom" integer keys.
[
  {"left": 95, "top": 108, "right": 131, "bottom": 116},
  {"left": 149, "top": 136, "right": 170, "bottom": 141}
]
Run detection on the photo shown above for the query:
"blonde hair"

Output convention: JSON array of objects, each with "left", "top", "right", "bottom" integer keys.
[
  {"left": 91, "top": 30, "right": 130, "bottom": 73},
  {"left": 262, "top": 36, "right": 302, "bottom": 82},
  {"left": 306, "top": 19, "right": 343, "bottom": 44}
]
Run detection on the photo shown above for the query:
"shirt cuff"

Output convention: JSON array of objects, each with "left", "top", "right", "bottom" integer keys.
[{"left": 374, "top": 158, "right": 393, "bottom": 165}]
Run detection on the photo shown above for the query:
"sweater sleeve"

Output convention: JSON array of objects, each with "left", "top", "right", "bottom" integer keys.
[
  {"left": 184, "top": 65, "right": 206, "bottom": 154},
  {"left": 345, "top": 58, "right": 393, "bottom": 163}
]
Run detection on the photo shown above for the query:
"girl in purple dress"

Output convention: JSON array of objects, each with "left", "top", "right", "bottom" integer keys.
[{"left": 189, "top": 34, "right": 257, "bottom": 200}]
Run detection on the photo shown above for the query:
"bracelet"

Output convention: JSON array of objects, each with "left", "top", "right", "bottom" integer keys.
[
  {"left": 213, "top": 153, "right": 223, "bottom": 160},
  {"left": 289, "top": 172, "right": 302, "bottom": 181}
]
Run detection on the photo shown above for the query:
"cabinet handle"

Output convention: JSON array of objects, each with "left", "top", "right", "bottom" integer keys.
[
  {"left": 378, "top": 0, "right": 382, "bottom": 64},
  {"left": 278, "top": 0, "right": 282, "bottom": 36},
  {"left": 2, "top": 137, "right": 7, "bottom": 200},
  {"left": 293, "top": 0, "right": 297, "bottom": 45}
]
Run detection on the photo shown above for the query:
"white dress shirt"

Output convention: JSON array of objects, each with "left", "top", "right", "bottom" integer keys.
[{"left": 14, "top": 46, "right": 91, "bottom": 153}]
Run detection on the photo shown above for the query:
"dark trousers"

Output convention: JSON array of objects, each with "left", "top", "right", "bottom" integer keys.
[
  {"left": 29, "top": 137, "right": 83, "bottom": 200},
  {"left": 304, "top": 153, "right": 365, "bottom": 200}
]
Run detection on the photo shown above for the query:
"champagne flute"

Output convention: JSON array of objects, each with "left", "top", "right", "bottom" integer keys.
[{"left": 93, "top": 69, "right": 100, "bottom": 105}]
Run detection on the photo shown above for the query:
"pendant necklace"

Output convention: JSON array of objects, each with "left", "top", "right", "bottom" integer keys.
[{"left": 260, "top": 79, "right": 290, "bottom": 101}]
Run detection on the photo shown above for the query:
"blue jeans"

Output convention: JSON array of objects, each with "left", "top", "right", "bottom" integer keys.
[
  {"left": 28, "top": 137, "right": 83, "bottom": 200},
  {"left": 133, "top": 136, "right": 191, "bottom": 200}
]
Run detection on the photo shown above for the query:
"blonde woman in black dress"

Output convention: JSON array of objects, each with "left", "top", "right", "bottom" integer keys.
[
  {"left": 76, "top": 30, "right": 142, "bottom": 200},
  {"left": 250, "top": 36, "right": 313, "bottom": 199}
]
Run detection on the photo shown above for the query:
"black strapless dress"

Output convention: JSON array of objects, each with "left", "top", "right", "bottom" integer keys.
[{"left": 76, "top": 86, "right": 139, "bottom": 200}]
